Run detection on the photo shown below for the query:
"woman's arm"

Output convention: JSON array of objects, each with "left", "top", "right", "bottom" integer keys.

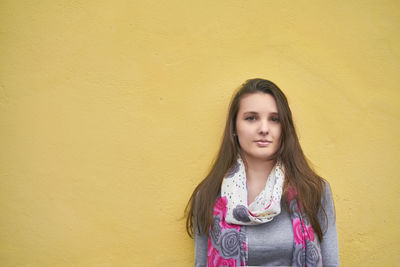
[
  {"left": 192, "top": 192, "right": 208, "bottom": 267},
  {"left": 194, "top": 229, "right": 208, "bottom": 267},
  {"left": 319, "top": 181, "right": 340, "bottom": 266}
]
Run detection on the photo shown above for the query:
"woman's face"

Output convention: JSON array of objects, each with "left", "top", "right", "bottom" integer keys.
[{"left": 235, "top": 92, "right": 282, "bottom": 162}]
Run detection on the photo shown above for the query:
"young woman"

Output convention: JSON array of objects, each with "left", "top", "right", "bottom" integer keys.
[{"left": 185, "top": 79, "right": 339, "bottom": 267}]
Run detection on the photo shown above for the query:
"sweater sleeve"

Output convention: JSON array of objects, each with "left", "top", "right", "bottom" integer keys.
[
  {"left": 193, "top": 192, "right": 208, "bottom": 267},
  {"left": 319, "top": 181, "right": 340, "bottom": 266},
  {"left": 194, "top": 229, "right": 208, "bottom": 267}
]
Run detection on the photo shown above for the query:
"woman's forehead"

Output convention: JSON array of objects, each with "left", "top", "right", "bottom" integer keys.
[{"left": 238, "top": 93, "right": 278, "bottom": 113}]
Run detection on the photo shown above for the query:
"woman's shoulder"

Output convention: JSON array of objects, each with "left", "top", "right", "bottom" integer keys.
[
  {"left": 318, "top": 178, "right": 336, "bottom": 225},
  {"left": 321, "top": 179, "right": 334, "bottom": 202}
]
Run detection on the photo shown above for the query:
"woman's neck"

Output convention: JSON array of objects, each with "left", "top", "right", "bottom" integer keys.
[
  {"left": 242, "top": 155, "right": 277, "bottom": 204},
  {"left": 243, "top": 155, "right": 276, "bottom": 182}
]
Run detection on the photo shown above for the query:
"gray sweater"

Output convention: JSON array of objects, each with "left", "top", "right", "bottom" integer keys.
[{"left": 194, "top": 182, "right": 339, "bottom": 266}]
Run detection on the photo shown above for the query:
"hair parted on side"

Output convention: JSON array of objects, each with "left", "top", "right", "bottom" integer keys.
[{"left": 185, "top": 78, "right": 327, "bottom": 241}]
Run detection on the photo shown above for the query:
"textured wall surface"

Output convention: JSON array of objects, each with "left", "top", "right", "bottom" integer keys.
[{"left": 1, "top": 0, "right": 399, "bottom": 266}]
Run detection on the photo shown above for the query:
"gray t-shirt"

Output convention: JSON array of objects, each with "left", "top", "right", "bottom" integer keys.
[{"left": 194, "top": 182, "right": 339, "bottom": 266}]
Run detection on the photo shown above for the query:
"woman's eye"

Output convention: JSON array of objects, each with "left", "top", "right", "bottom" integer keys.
[
  {"left": 245, "top": 116, "right": 256, "bottom": 121},
  {"left": 271, "top": 117, "right": 280, "bottom": 122}
]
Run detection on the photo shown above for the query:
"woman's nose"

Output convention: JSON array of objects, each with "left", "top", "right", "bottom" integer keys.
[{"left": 258, "top": 120, "right": 269, "bottom": 135}]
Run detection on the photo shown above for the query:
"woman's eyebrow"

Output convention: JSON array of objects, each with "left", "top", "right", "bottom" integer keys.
[
  {"left": 243, "top": 111, "right": 259, "bottom": 115},
  {"left": 242, "top": 111, "right": 279, "bottom": 115}
]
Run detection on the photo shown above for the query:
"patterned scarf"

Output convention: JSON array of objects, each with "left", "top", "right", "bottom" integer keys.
[{"left": 207, "top": 157, "right": 322, "bottom": 267}]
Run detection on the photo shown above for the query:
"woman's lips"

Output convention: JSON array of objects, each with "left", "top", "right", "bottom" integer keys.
[{"left": 255, "top": 140, "right": 272, "bottom": 147}]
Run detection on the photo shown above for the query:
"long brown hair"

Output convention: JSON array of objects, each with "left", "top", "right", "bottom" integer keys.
[{"left": 185, "top": 78, "right": 327, "bottom": 241}]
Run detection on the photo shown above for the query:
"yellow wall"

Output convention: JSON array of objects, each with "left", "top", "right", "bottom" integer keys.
[{"left": 1, "top": 0, "right": 399, "bottom": 266}]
